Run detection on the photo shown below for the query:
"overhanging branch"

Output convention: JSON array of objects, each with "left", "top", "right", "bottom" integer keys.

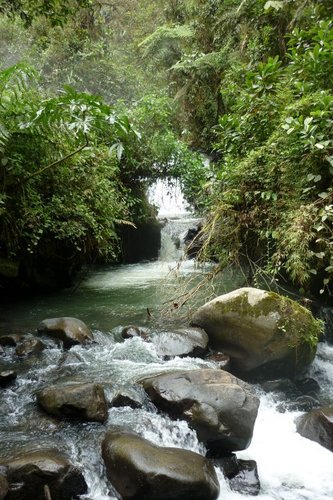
[{"left": 23, "top": 135, "right": 89, "bottom": 182}]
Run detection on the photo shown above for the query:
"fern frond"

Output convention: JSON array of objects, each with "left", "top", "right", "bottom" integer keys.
[
  {"left": 139, "top": 25, "right": 194, "bottom": 59},
  {"left": 0, "top": 121, "right": 10, "bottom": 152}
]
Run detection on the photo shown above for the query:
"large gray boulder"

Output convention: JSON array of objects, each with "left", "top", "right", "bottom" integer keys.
[
  {"left": 296, "top": 407, "right": 333, "bottom": 452},
  {"left": 36, "top": 382, "right": 108, "bottom": 423},
  {"left": 141, "top": 369, "right": 259, "bottom": 454},
  {"left": 37, "top": 317, "right": 93, "bottom": 348},
  {"left": 102, "top": 429, "right": 220, "bottom": 500},
  {"left": 191, "top": 287, "right": 321, "bottom": 377},
  {"left": 0, "top": 449, "right": 87, "bottom": 500}
]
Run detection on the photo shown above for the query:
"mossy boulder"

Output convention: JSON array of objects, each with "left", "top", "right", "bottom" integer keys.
[
  {"left": 191, "top": 287, "right": 322, "bottom": 377},
  {"left": 102, "top": 429, "right": 220, "bottom": 499},
  {"left": 141, "top": 369, "right": 259, "bottom": 454}
]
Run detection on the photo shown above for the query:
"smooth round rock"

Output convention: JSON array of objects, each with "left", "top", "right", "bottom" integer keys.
[
  {"left": 102, "top": 429, "right": 220, "bottom": 500},
  {"left": 0, "top": 448, "right": 87, "bottom": 500},
  {"left": 121, "top": 326, "right": 150, "bottom": 341},
  {"left": 37, "top": 317, "right": 93, "bottom": 348},
  {"left": 36, "top": 382, "right": 108, "bottom": 423},
  {"left": 141, "top": 368, "right": 259, "bottom": 453}
]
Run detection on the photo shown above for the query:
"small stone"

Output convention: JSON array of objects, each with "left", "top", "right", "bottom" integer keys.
[
  {"left": 15, "top": 338, "right": 45, "bottom": 357},
  {"left": 121, "top": 326, "right": 150, "bottom": 341},
  {"left": 229, "top": 459, "right": 260, "bottom": 496},
  {"left": 0, "top": 370, "right": 17, "bottom": 388}
]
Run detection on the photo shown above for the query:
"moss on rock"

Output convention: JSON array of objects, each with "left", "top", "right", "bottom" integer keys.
[{"left": 191, "top": 287, "right": 322, "bottom": 377}]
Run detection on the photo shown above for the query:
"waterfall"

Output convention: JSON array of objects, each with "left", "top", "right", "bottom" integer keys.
[{"left": 148, "top": 178, "right": 200, "bottom": 262}]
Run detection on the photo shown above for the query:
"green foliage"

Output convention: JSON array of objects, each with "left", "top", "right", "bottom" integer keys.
[
  {"left": 0, "top": 63, "right": 139, "bottom": 265},
  {"left": 203, "top": 14, "right": 333, "bottom": 297},
  {"left": 139, "top": 25, "right": 194, "bottom": 68},
  {"left": 0, "top": 0, "right": 92, "bottom": 26}
]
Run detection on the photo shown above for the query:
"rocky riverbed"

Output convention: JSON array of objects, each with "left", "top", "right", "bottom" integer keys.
[{"left": 1, "top": 287, "right": 333, "bottom": 499}]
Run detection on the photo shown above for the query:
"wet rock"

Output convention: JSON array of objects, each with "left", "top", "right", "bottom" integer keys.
[
  {"left": 102, "top": 429, "right": 220, "bottom": 500},
  {"left": 278, "top": 396, "right": 321, "bottom": 413},
  {"left": 191, "top": 287, "right": 321, "bottom": 378},
  {"left": 210, "top": 452, "right": 239, "bottom": 477},
  {"left": 15, "top": 338, "right": 45, "bottom": 357},
  {"left": 0, "top": 449, "right": 87, "bottom": 500},
  {"left": 37, "top": 317, "right": 93, "bottom": 348},
  {"left": 296, "top": 407, "right": 333, "bottom": 452},
  {"left": 0, "top": 474, "right": 8, "bottom": 499},
  {"left": 0, "top": 370, "right": 17, "bottom": 388},
  {"left": 205, "top": 352, "right": 230, "bottom": 370},
  {"left": 110, "top": 386, "right": 145, "bottom": 410},
  {"left": 184, "top": 224, "right": 203, "bottom": 259},
  {"left": 152, "top": 328, "right": 209, "bottom": 359},
  {"left": 295, "top": 377, "right": 321, "bottom": 398},
  {"left": 228, "top": 459, "right": 260, "bottom": 495},
  {"left": 0, "top": 334, "right": 22, "bottom": 347},
  {"left": 213, "top": 453, "right": 260, "bottom": 494},
  {"left": 141, "top": 369, "right": 259, "bottom": 454},
  {"left": 0, "top": 346, "right": 4, "bottom": 356},
  {"left": 319, "top": 307, "right": 333, "bottom": 343},
  {"left": 36, "top": 382, "right": 108, "bottom": 423},
  {"left": 121, "top": 326, "right": 150, "bottom": 341},
  {"left": 261, "top": 379, "right": 302, "bottom": 399}
]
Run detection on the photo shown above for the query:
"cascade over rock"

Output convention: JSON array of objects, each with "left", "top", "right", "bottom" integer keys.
[
  {"left": 102, "top": 429, "right": 220, "bottom": 500},
  {"left": 190, "top": 287, "right": 321, "bottom": 377},
  {"left": 141, "top": 368, "right": 259, "bottom": 454}
]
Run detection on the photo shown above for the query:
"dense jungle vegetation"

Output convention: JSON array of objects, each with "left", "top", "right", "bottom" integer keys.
[{"left": 0, "top": 0, "right": 332, "bottom": 301}]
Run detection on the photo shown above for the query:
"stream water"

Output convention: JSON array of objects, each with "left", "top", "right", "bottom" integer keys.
[{"left": 1, "top": 183, "right": 333, "bottom": 499}]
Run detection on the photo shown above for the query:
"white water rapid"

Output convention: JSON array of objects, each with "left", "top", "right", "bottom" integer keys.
[{"left": 1, "top": 180, "right": 333, "bottom": 499}]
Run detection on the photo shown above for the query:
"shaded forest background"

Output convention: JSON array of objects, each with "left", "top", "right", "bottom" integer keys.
[{"left": 0, "top": 0, "right": 332, "bottom": 301}]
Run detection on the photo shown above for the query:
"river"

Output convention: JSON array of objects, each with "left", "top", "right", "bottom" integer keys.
[{"left": 1, "top": 183, "right": 333, "bottom": 499}]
